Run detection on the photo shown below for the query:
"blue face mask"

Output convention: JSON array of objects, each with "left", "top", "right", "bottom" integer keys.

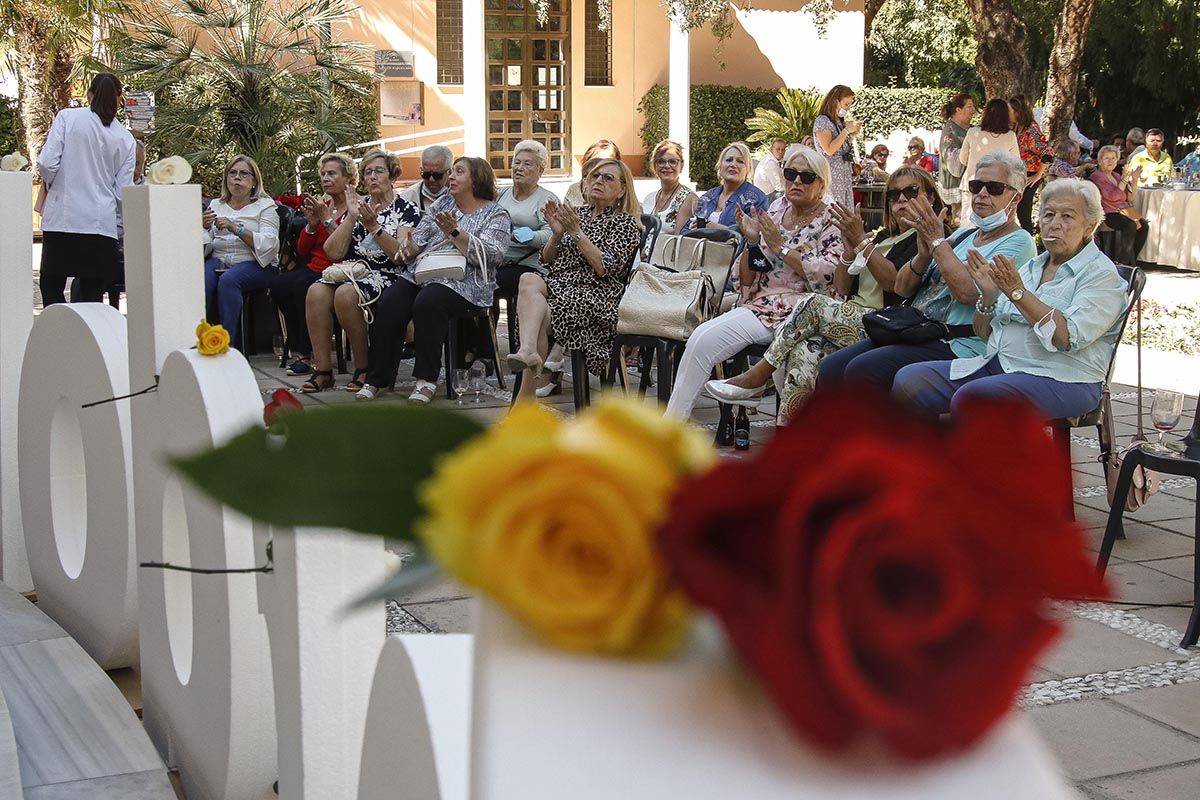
[{"left": 969, "top": 194, "right": 1017, "bottom": 231}]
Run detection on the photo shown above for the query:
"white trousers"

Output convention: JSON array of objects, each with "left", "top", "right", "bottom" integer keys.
[{"left": 666, "top": 306, "right": 779, "bottom": 419}]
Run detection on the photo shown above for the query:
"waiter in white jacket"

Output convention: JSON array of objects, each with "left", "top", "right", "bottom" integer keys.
[{"left": 37, "top": 72, "right": 136, "bottom": 305}]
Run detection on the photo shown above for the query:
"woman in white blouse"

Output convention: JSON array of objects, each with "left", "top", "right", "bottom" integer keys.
[
  {"left": 958, "top": 99, "right": 1020, "bottom": 187},
  {"left": 202, "top": 154, "right": 280, "bottom": 337}
]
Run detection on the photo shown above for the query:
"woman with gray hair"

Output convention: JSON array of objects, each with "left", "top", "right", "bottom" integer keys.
[
  {"left": 817, "top": 149, "right": 1037, "bottom": 391},
  {"left": 894, "top": 178, "right": 1128, "bottom": 419},
  {"left": 666, "top": 145, "right": 843, "bottom": 419},
  {"left": 495, "top": 139, "right": 556, "bottom": 297}
]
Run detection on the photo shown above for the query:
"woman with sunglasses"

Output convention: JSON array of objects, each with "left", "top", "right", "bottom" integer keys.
[
  {"left": 903, "top": 137, "right": 936, "bottom": 173},
  {"left": 666, "top": 145, "right": 842, "bottom": 420},
  {"left": 681, "top": 141, "right": 769, "bottom": 233},
  {"left": 705, "top": 167, "right": 947, "bottom": 421},
  {"left": 817, "top": 150, "right": 1037, "bottom": 392},
  {"left": 893, "top": 179, "right": 1128, "bottom": 420},
  {"left": 642, "top": 139, "right": 697, "bottom": 236}
]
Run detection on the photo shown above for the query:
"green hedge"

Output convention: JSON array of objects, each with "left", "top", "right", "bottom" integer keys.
[{"left": 638, "top": 84, "right": 957, "bottom": 189}]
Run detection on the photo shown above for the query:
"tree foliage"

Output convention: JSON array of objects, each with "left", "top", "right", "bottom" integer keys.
[
  {"left": 867, "top": 0, "right": 978, "bottom": 93},
  {"left": 106, "top": 0, "right": 376, "bottom": 195}
]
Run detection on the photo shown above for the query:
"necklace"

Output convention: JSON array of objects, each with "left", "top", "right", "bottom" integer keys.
[
  {"left": 783, "top": 201, "right": 825, "bottom": 231},
  {"left": 654, "top": 183, "right": 681, "bottom": 214}
]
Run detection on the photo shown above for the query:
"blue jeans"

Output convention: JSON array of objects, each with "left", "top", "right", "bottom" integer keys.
[
  {"left": 817, "top": 338, "right": 956, "bottom": 391},
  {"left": 893, "top": 356, "right": 1102, "bottom": 419},
  {"left": 205, "top": 258, "right": 277, "bottom": 338}
]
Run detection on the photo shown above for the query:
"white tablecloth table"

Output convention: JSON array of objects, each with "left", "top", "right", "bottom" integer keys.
[{"left": 1133, "top": 188, "right": 1200, "bottom": 271}]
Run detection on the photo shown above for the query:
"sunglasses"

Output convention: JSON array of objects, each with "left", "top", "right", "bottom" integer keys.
[
  {"left": 421, "top": 170, "right": 446, "bottom": 180},
  {"left": 886, "top": 185, "right": 922, "bottom": 203},
  {"left": 968, "top": 180, "right": 1014, "bottom": 197},
  {"left": 655, "top": 158, "right": 681, "bottom": 168},
  {"left": 908, "top": 145, "right": 922, "bottom": 152},
  {"left": 783, "top": 168, "right": 818, "bottom": 185}
]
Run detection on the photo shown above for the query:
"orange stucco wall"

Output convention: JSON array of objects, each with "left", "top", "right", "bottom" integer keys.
[{"left": 338, "top": 0, "right": 862, "bottom": 178}]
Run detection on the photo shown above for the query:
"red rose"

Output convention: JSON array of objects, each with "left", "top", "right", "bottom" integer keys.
[
  {"left": 264, "top": 388, "right": 303, "bottom": 428},
  {"left": 657, "top": 387, "right": 1107, "bottom": 761}
]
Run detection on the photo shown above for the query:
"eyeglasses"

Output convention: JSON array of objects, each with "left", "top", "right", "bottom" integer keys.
[
  {"left": 363, "top": 167, "right": 390, "bottom": 177},
  {"left": 421, "top": 170, "right": 446, "bottom": 180},
  {"left": 655, "top": 158, "right": 680, "bottom": 168},
  {"left": 227, "top": 168, "right": 253, "bottom": 178},
  {"left": 886, "top": 185, "right": 922, "bottom": 203},
  {"left": 908, "top": 145, "right": 922, "bottom": 152},
  {"left": 782, "top": 168, "right": 818, "bottom": 185},
  {"left": 590, "top": 171, "right": 622, "bottom": 185},
  {"left": 967, "top": 180, "right": 1015, "bottom": 196}
]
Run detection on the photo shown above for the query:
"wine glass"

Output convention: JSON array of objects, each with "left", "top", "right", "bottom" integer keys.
[
  {"left": 452, "top": 368, "right": 469, "bottom": 404},
  {"left": 469, "top": 361, "right": 486, "bottom": 403},
  {"left": 1150, "top": 389, "right": 1184, "bottom": 450}
]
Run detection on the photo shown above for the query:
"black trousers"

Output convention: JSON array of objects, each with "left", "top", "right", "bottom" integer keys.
[
  {"left": 366, "top": 280, "right": 474, "bottom": 388},
  {"left": 1104, "top": 212, "right": 1150, "bottom": 266},
  {"left": 1017, "top": 174, "right": 1039, "bottom": 233},
  {"left": 272, "top": 267, "right": 322, "bottom": 356},
  {"left": 40, "top": 231, "right": 120, "bottom": 306}
]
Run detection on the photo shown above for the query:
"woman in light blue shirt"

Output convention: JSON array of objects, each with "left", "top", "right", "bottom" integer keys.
[
  {"left": 894, "top": 179, "right": 1129, "bottom": 418},
  {"left": 818, "top": 151, "right": 1037, "bottom": 390}
]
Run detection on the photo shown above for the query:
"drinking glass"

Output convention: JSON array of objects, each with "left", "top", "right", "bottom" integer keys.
[
  {"left": 272, "top": 335, "right": 285, "bottom": 358},
  {"left": 452, "top": 368, "right": 469, "bottom": 404},
  {"left": 1150, "top": 389, "right": 1184, "bottom": 450},
  {"left": 469, "top": 362, "right": 486, "bottom": 403}
]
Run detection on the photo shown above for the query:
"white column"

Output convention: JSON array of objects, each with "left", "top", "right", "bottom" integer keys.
[
  {"left": 668, "top": 22, "right": 691, "bottom": 186},
  {"left": 461, "top": 0, "right": 486, "bottom": 157},
  {"left": 0, "top": 172, "right": 32, "bottom": 591}
]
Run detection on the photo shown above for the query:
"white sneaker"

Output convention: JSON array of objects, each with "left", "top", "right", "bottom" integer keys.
[{"left": 704, "top": 379, "right": 766, "bottom": 407}]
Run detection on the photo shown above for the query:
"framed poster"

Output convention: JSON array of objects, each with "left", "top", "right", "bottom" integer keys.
[{"left": 380, "top": 81, "right": 424, "bottom": 126}]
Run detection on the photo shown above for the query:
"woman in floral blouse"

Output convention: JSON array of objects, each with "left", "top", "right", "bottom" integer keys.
[
  {"left": 508, "top": 158, "right": 643, "bottom": 401},
  {"left": 641, "top": 139, "right": 697, "bottom": 237},
  {"left": 666, "top": 145, "right": 843, "bottom": 420},
  {"left": 1010, "top": 94, "right": 1052, "bottom": 233}
]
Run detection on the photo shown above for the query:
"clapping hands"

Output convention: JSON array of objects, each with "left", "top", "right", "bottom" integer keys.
[
  {"left": 966, "top": 250, "right": 1023, "bottom": 306},
  {"left": 829, "top": 202, "right": 866, "bottom": 250}
]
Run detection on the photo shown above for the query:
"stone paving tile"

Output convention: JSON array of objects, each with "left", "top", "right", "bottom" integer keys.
[
  {"left": 1130, "top": 605, "right": 1197, "bottom": 633},
  {"left": 1139, "top": 556, "right": 1195, "bottom": 582},
  {"left": 390, "top": 574, "right": 471, "bottom": 606},
  {"left": 385, "top": 601, "right": 430, "bottom": 635},
  {"left": 402, "top": 598, "right": 473, "bottom": 634},
  {"left": 1027, "top": 700, "right": 1200, "bottom": 780},
  {"left": 1112, "top": 683, "right": 1200, "bottom": 739},
  {"left": 1038, "top": 618, "right": 1189, "bottom": 677},
  {"left": 1081, "top": 492, "right": 1200, "bottom": 523},
  {"left": 1141, "top": 517, "right": 1198, "bottom": 537},
  {"left": 1082, "top": 527, "right": 1195, "bottom": 562},
  {"left": 1102, "top": 562, "right": 1195, "bottom": 605},
  {"left": 1087, "top": 759, "right": 1200, "bottom": 800}
]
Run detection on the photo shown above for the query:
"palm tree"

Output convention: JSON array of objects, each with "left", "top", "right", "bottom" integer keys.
[
  {"left": 745, "top": 89, "right": 823, "bottom": 148},
  {"left": 106, "top": 0, "right": 375, "bottom": 194},
  {"left": 0, "top": 0, "right": 128, "bottom": 166}
]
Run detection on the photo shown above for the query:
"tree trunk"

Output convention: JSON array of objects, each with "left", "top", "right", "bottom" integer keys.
[
  {"left": 964, "top": 0, "right": 1035, "bottom": 100},
  {"left": 13, "top": 15, "right": 75, "bottom": 169},
  {"left": 864, "top": 0, "right": 887, "bottom": 41},
  {"left": 1042, "top": 0, "right": 1096, "bottom": 145}
]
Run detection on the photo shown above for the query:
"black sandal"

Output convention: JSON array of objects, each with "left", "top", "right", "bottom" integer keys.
[
  {"left": 300, "top": 369, "right": 334, "bottom": 393},
  {"left": 345, "top": 368, "right": 369, "bottom": 392}
]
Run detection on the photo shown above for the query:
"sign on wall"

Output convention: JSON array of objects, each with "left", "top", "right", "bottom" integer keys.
[
  {"left": 375, "top": 50, "right": 414, "bottom": 79},
  {"left": 124, "top": 91, "right": 155, "bottom": 134}
]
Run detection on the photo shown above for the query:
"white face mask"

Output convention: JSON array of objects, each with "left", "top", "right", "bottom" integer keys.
[
  {"left": 837, "top": 107, "right": 847, "bottom": 119},
  {"left": 969, "top": 194, "right": 1017, "bottom": 231}
]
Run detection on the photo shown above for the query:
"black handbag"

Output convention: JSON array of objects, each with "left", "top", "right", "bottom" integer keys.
[{"left": 861, "top": 229, "right": 976, "bottom": 346}]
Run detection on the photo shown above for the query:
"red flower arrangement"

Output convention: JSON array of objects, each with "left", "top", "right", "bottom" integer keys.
[
  {"left": 263, "top": 388, "right": 303, "bottom": 428},
  {"left": 657, "top": 387, "right": 1108, "bottom": 761},
  {"left": 273, "top": 193, "right": 309, "bottom": 210}
]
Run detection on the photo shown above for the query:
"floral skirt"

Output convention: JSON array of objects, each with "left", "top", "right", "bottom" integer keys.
[
  {"left": 320, "top": 267, "right": 400, "bottom": 324},
  {"left": 765, "top": 294, "right": 868, "bottom": 422}
]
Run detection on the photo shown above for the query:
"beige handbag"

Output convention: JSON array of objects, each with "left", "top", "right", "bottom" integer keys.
[
  {"left": 616, "top": 265, "right": 715, "bottom": 341},
  {"left": 320, "top": 260, "right": 371, "bottom": 284},
  {"left": 414, "top": 233, "right": 489, "bottom": 285}
]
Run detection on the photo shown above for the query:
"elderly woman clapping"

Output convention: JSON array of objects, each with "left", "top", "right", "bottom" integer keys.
[
  {"left": 666, "top": 145, "right": 843, "bottom": 419},
  {"left": 893, "top": 179, "right": 1129, "bottom": 419}
]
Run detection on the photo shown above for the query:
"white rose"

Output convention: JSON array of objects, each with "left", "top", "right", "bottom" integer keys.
[
  {"left": 147, "top": 155, "right": 192, "bottom": 185},
  {"left": 0, "top": 152, "right": 28, "bottom": 172}
]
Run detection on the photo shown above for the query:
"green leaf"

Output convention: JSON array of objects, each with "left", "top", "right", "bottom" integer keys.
[{"left": 172, "top": 404, "right": 485, "bottom": 542}]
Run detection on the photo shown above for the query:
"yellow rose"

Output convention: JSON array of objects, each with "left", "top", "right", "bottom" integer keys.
[
  {"left": 197, "top": 323, "right": 230, "bottom": 356},
  {"left": 418, "top": 400, "right": 714, "bottom": 657}
]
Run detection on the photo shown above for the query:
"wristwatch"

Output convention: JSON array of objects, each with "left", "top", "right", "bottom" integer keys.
[
  {"left": 930, "top": 236, "right": 948, "bottom": 250},
  {"left": 777, "top": 245, "right": 792, "bottom": 262},
  {"left": 450, "top": 228, "right": 461, "bottom": 239},
  {"left": 1010, "top": 287, "right": 1025, "bottom": 302}
]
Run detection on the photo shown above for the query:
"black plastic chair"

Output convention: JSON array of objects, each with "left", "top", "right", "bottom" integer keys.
[
  {"left": 443, "top": 305, "right": 507, "bottom": 399},
  {"left": 638, "top": 213, "right": 661, "bottom": 262}
]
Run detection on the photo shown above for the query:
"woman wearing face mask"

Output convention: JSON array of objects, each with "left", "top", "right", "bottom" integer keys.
[
  {"left": 705, "top": 166, "right": 948, "bottom": 421},
  {"left": 667, "top": 145, "right": 842, "bottom": 420},
  {"left": 682, "top": 141, "right": 768, "bottom": 233},
  {"left": 812, "top": 85, "right": 861, "bottom": 208},
  {"left": 817, "top": 150, "right": 1037, "bottom": 391},
  {"left": 894, "top": 179, "right": 1127, "bottom": 420}
]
